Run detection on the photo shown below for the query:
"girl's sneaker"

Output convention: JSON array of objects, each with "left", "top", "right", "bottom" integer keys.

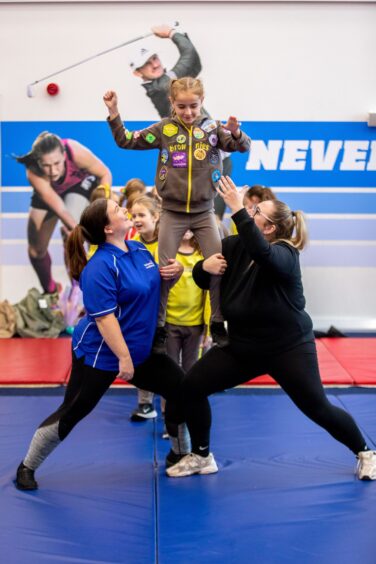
[{"left": 130, "top": 403, "right": 157, "bottom": 421}]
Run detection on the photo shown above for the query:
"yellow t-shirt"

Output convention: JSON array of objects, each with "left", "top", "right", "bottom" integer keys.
[
  {"left": 166, "top": 250, "right": 207, "bottom": 327},
  {"left": 133, "top": 234, "right": 209, "bottom": 327},
  {"left": 132, "top": 233, "right": 159, "bottom": 261}
]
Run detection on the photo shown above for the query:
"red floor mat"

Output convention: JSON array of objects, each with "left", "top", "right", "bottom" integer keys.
[
  {"left": 0, "top": 338, "right": 72, "bottom": 385},
  {"left": 320, "top": 338, "right": 376, "bottom": 385},
  {"left": 0, "top": 338, "right": 374, "bottom": 386},
  {"left": 245, "top": 339, "right": 355, "bottom": 386}
]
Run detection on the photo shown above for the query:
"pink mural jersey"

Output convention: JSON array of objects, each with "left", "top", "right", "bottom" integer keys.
[{"left": 51, "top": 140, "right": 89, "bottom": 196}]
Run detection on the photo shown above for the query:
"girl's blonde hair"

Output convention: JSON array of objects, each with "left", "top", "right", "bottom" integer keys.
[
  {"left": 169, "top": 77, "right": 204, "bottom": 103},
  {"left": 131, "top": 195, "right": 161, "bottom": 239},
  {"left": 269, "top": 200, "right": 308, "bottom": 251}
]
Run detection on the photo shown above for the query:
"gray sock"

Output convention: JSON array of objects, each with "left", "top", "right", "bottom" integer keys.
[
  {"left": 23, "top": 421, "right": 61, "bottom": 471},
  {"left": 169, "top": 423, "right": 191, "bottom": 455}
]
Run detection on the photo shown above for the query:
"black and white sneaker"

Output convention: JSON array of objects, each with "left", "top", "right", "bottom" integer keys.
[
  {"left": 15, "top": 462, "right": 38, "bottom": 490},
  {"left": 130, "top": 403, "right": 158, "bottom": 422}
]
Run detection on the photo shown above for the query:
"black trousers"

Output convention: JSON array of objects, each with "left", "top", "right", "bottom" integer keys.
[
  {"left": 40, "top": 351, "right": 185, "bottom": 440},
  {"left": 181, "top": 340, "right": 366, "bottom": 455}
]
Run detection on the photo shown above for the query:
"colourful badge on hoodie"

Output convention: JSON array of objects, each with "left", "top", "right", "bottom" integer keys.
[{"left": 163, "top": 124, "right": 179, "bottom": 137}]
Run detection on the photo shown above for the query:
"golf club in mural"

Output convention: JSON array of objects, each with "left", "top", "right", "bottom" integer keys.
[{"left": 26, "top": 21, "right": 180, "bottom": 97}]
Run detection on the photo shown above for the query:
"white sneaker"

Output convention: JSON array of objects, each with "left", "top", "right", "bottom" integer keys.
[
  {"left": 357, "top": 450, "right": 376, "bottom": 480},
  {"left": 166, "top": 452, "right": 218, "bottom": 478}
]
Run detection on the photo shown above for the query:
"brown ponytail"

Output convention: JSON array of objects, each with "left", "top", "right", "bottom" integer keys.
[
  {"left": 66, "top": 226, "right": 88, "bottom": 281},
  {"left": 66, "top": 198, "right": 109, "bottom": 280}
]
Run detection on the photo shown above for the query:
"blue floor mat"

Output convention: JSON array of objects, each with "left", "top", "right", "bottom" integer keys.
[
  {"left": 1, "top": 389, "right": 376, "bottom": 564},
  {"left": 0, "top": 392, "right": 157, "bottom": 564},
  {"left": 156, "top": 391, "right": 376, "bottom": 564}
]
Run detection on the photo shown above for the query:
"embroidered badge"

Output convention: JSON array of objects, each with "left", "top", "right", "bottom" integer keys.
[
  {"left": 163, "top": 123, "right": 179, "bottom": 137},
  {"left": 209, "top": 149, "right": 220, "bottom": 165},
  {"left": 176, "top": 134, "right": 186, "bottom": 144},
  {"left": 161, "top": 149, "right": 169, "bottom": 164},
  {"left": 212, "top": 169, "right": 221, "bottom": 183},
  {"left": 159, "top": 167, "right": 168, "bottom": 181},
  {"left": 172, "top": 152, "right": 188, "bottom": 168},
  {"left": 194, "top": 148, "right": 206, "bottom": 161},
  {"left": 193, "top": 127, "right": 205, "bottom": 140},
  {"left": 125, "top": 130, "right": 133, "bottom": 140},
  {"left": 145, "top": 132, "right": 156, "bottom": 144},
  {"left": 209, "top": 134, "right": 218, "bottom": 147},
  {"left": 201, "top": 119, "right": 217, "bottom": 133}
]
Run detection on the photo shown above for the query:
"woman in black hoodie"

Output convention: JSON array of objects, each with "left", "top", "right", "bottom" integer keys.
[{"left": 166, "top": 175, "right": 376, "bottom": 482}]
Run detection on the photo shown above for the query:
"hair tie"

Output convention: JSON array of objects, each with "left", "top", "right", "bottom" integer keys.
[{"left": 98, "top": 183, "right": 111, "bottom": 199}]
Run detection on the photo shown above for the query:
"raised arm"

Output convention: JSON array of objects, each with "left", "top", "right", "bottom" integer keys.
[
  {"left": 216, "top": 118, "right": 251, "bottom": 153},
  {"left": 103, "top": 90, "right": 161, "bottom": 151},
  {"left": 69, "top": 140, "right": 112, "bottom": 187},
  {"left": 217, "top": 176, "right": 299, "bottom": 276},
  {"left": 151, "top": 25, "right": 202, "bottom": 79}
]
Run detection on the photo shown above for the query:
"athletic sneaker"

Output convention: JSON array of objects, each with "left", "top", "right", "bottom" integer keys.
[
  {"left": 166, "top": 452, "right": 218, "bottom": 478},
  {"left": 357, "top": 450, "right": 376, "bottom": 480},
  {"left": 130, "top": 403, "right": 157, "bottom": 422},
  {"left": 15, "top": 462, "right": 38, "bottom": 490}
]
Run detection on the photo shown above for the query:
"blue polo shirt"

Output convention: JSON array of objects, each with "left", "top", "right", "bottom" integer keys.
[{"left": 72, "top": 240, "right": 160, "bottom": 371}]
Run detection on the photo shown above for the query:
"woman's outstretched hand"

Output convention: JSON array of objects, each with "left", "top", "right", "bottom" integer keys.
[
  {"left": 203, "top": 253, "right": 227, "bottom": 276},
  {"left": 217, "top": 176, "right": 246, "bottom": 215}
]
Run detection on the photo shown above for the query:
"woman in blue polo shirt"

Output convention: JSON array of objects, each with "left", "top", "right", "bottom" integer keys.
[{"left": 16, "top": 197, "right": 187, "bottom": 490}]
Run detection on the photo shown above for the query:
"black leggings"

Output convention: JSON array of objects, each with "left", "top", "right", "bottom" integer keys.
[
  {"left": 41, "top": 351, "right": 185, "bottom": 440},
  {"left": 181, "top": 340, "right": 367, "bottom": 455}
]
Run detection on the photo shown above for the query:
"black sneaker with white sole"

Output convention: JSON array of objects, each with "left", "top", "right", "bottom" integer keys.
[
  {"left": 15, "top": 462, "right": 38, "bottom": 490},
  {"left": 130, "top": 403, "right": 158, "bottom": 422}
]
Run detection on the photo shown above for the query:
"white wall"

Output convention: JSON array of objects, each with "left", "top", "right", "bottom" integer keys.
[
  {"left": 1, "top": 2, "right": 375, "bottom": 121},
  {"left": 1, "top": 1, "right": 376, "bottom": 330}
]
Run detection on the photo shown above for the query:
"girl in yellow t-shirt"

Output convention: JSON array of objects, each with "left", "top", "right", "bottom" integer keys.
[{"left": 129, "top": 195, "right": 208, "bottom": 425}]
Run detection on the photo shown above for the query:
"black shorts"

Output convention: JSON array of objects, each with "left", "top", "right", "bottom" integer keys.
[{"left": 30, "top": 175, "right": 99, "bottom": 211}]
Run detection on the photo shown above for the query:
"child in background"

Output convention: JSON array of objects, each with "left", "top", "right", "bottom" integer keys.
[
  {"left": 243, "top": 185, "right": 277, "bottom": 210},
  {"left": 128, "top": 195, "right": 161, "bottom": 421},
  {"left": 230, "top": 184, "right": 277, "bottom": 235},
  {"left": 119, "top": 178, "right": 147, "bottom": 240},
  {"left": 104, "top": 77, "right": 251, "bottom": 352},
  {"left": 90, "top": 184, "right": 118, "bottom": 203},
  {"left": 165, "top": 229, "right": 207, "bottom": 373}
]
